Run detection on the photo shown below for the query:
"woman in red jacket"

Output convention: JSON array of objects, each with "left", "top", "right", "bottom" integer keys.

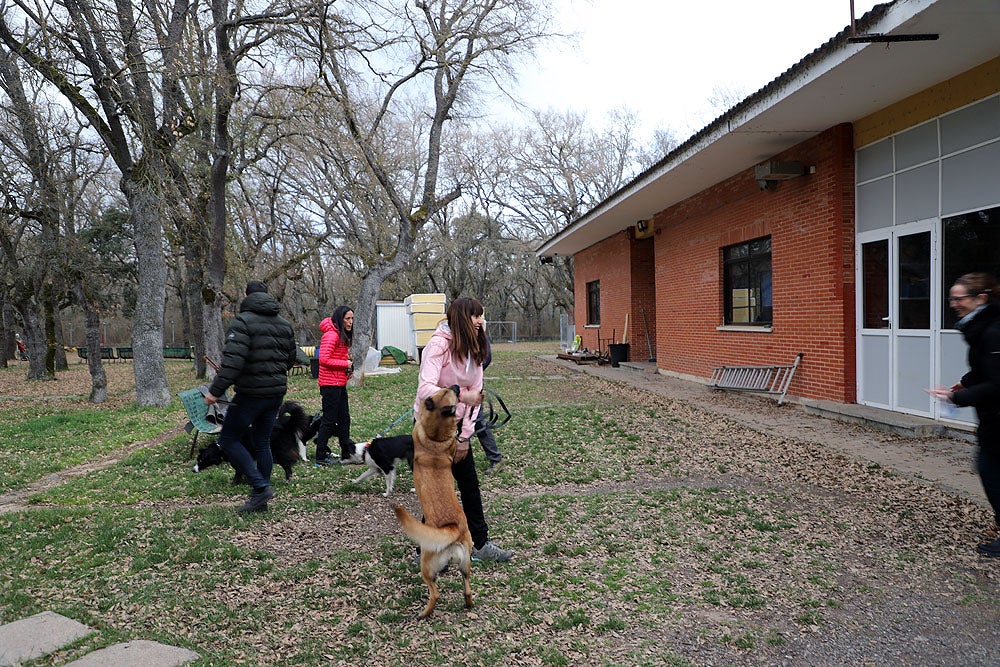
[{"left": 315, "top": 306, "right": 355, "bottom": 464}]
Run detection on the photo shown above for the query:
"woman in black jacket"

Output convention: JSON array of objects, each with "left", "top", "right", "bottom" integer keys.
[{"left": 930, "top": 272, "right": 1000, "bottom": 557}]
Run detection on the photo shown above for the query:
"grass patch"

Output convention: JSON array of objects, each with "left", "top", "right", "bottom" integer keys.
[{"left": 0, "top": 343, "right": 996, "bottom": 665}]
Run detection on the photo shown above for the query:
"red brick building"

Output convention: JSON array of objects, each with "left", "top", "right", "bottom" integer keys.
[{"left": 539, "top": 0, "right": 1000, "bottom": 421}]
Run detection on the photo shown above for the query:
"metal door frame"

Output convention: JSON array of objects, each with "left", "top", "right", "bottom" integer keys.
[{"left": 856, "top": 219, "right": 938, "bottom": 415}]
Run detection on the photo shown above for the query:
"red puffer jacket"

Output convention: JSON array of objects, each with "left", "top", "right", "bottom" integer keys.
[{"left": 318, "top": 317, "right": 350, "bottom": 387}]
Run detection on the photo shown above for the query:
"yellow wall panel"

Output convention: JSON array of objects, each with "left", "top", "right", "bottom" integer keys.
[{"left": 854, "top": 56, "right": 1000, "bottom": 147}]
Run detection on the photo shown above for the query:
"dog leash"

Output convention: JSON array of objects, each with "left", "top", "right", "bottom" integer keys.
[
  {"left": 371, "top": 407, "right": 415, "bottom": 440},
  {"left": 459, "top": 389, "right": 512, "bottom": 442}
]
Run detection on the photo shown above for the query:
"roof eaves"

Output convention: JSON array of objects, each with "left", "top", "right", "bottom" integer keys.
[{"left": 536, "top": 1, "right": 896, "bottom": 256}]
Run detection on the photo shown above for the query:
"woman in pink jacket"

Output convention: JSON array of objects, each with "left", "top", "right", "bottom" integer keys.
[
  {"left": 414, "top": 296, "right": 513, "bottom": 562},
  {"left": 316, "top": 306, "right": 355, "bottom": 463}
]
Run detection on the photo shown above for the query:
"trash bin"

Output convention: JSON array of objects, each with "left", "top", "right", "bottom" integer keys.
[{"left": 608, "top": 343, "right": 630, "bottom": 367}]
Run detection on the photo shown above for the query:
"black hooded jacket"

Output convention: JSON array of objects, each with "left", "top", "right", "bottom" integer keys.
[
  {"left": 952, "top": 301, "right": 1000, "bottom": 450},
  {"left": 208, "top": 291, "right": 297, "bottom": 399}
]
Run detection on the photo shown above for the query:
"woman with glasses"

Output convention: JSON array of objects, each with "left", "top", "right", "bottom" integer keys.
[{"left": 930, "top": 272, "right": 1000, "bottom": 558}]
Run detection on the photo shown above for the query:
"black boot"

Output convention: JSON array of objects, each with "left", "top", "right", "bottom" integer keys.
[{"left": 976, "top": 537, "right": 1000, "bottom": 558}]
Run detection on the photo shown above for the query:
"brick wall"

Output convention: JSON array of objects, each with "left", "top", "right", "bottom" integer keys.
[
  {"left": 573, "top": 124, "right": 856, "bottom": 402},
  {"left": 574, "top": 231, "right": 656, "bottom": 361},
  {"left": 652, "top": 124, "right": 856, "bottom": 402}
]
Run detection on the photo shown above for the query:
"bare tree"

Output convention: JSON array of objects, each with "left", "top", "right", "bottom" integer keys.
[
  {"left": 454, "top": 108, "right": 645, "bottom": 315},
  {"left": 291, "top": 0, "right": 553, "bottom": 366},
  {"left": 0, "top": 43, "right": 65, "bottom": 379},
  {"left": 0, "top": 0, "right": 207, "bottom": 405}
]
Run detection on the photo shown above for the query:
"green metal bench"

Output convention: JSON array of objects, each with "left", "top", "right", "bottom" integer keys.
[
  {"left": 76, "top": 347, "right": 118, "bottom": 362},
  {"left": 164, "top": 346, "right": 193, "bottom": 359},
  {"left": 177, "top": 387, "right": 227, "bottom": 459},
  {"left": 116, "top": 347, "right": 133, "bottom": 361}
]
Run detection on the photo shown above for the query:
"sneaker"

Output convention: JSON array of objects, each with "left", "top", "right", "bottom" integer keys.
[
  {"left": 315, "top": 456, "right": 337, "bottom": 466},
  {"left": 471, "top": 540, "right": 513, "bottom": 563},
  {"left": 484, "top": 460, "right": 504, "bottom": 475},
  {"left": 976, "top": 537, "right": 1000, "bottom": 558},
  {"left": 238, "top": 485, "right": 274, "bottom": 513}
]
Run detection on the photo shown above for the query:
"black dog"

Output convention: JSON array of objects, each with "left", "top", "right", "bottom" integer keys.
[
  {"left": 194, "top": 401, "right": 318, "bottom": 482},
  {"left": 346, "top": 434, "right": 415, "bottom": 496}
]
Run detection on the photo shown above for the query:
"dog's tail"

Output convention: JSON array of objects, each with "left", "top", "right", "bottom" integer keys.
[{"left": 393, "top": 505, "right": 464, "bottom": 551}]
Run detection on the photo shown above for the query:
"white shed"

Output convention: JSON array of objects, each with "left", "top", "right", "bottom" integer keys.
[{"left": 375, "top": 301, "right": 413, "bottom": 359}]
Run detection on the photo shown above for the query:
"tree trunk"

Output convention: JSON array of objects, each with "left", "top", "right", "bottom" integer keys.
[
  {"left": 42, "top": 283, "right": 59, "bottom": 375},
  {"left": 123, "top": 167, "right": 171, "bottom": 407},
  {"left": 1, "top": 297, "right": 12, "bottom": 366},
  {"left": 351, "top": 260, "right": 409, "bottom": 386},
  {"left": 76, "top": 282, "right": 107, "bottom": 403},
  {"left": 17, "top": 304, "right": 51, "bottom": 380}
]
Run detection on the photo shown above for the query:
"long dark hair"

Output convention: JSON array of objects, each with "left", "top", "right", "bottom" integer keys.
[
  {"left": 446, "top": 297, "right": 487, "bottom": 365},
  {"left": 331, "top": 305, "right": 354, "bottom": 347}
]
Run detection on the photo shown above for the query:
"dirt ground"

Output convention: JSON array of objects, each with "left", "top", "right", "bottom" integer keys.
[
  {"left": 559, "top": 358, "right": 990, "bottom": 510},
  {"left": 4, "top": 355, "right": 999, "bottom": 666}
]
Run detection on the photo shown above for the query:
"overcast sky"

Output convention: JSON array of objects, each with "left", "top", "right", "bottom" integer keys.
[{"left": 499, "top": 0, "right": 882, "bottom": 141}]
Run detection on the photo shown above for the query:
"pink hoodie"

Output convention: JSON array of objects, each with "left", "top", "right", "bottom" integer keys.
[{"left": 414, "top": 322, "right": 483, "bottom": 442}]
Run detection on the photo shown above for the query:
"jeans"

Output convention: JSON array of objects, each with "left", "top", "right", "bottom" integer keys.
[
  {"left": 977, "top": 446, "right": 1000, "bottom": 526},
  {"left": 475, "top": 410, "right": 503, "bottom": 464},
  {"left": 316, "top": 385, "right": 352, "bottom": 459},
  {"left": 217, "top": 394, "right": 283, "bottom": 491}
]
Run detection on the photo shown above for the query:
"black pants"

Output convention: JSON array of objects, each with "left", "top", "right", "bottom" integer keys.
[
  {"left": 217, "top": 394, "right": 282, "bottom": 491},
  {"left": 453, "top": 447, "right": 489, "bottom": 549},
  {"left": 316, "top": 385, "right": 352, "bottom": 459},
  {"left": 978, "top": 446, "right": 1000, "bottom": 526}
]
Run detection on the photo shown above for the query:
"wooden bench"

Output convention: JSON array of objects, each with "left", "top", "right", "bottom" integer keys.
[
  {"left": 709, "top": 353, "right": 804, "bottom": 406},
  {"left": 557, "top": 351, "right": 600, "bottom": 365},
  {"left": 288, "top": 346, "right": 312, "bottom": 376}
]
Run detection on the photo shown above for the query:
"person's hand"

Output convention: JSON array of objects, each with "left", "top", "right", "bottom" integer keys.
[
  {"left": 926, "top": 387, "right": 953, "bottom": 402},
  {"left": 454, "top": 439, "right": 470, "bottom": 462},
  {"left": 949, "top": 382, "right": 963, "bottom": 392},
  {"left": 346, "top": 363, "right": 354, "bottom": 376},
  {"left": 204, "top": 393, "right": 219, "bottom": 406},
  {"left": 460, "top": 389, "right": 483, "bottom": 407}
]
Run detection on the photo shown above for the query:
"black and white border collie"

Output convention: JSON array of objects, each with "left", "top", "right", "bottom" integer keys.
[
  {"left": 193, "top": 400, "right": 319, "bottom": 482},
  {"left": 345, "top": 435, "right": 415, "bottom": 497}
]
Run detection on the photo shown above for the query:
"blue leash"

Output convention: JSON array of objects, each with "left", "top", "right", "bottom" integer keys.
[{"left": 371, "top": 407, "right": 415, "bottom": 440}]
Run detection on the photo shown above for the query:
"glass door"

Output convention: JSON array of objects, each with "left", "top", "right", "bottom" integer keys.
[{"left": 857, "top": 221, "right": 936, "bottom": 415}]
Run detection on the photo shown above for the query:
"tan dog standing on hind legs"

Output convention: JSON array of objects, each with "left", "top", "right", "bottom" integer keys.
[{"left": 394, "top": 385, "right": 475, "bottom": 618}]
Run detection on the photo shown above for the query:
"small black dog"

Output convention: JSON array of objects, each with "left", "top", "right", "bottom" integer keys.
[
  {"left": 346, "top": 434, "right": 415, "bottom": 497},
  {"left": 194, "top": 401, "right": 318, "bottom": 482}
]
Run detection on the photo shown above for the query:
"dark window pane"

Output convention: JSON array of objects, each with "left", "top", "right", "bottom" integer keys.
[
  {"left": 942, "top": 206, "right": 1000, "bottom": 329},
  {"left": 862, "top": 240, "right": 889, "bottom": 329},
  {"left": 898, "top": 231, "right": 930, "bottom": 329},
  {"left": 587, "top": 280, "right": 601, "bottom": 325},
  {"left": 750, "top": 238, "right": 771, "bottom": 255},
  {"left": 723, "top": 236, "right": 771, "bottom": 325}
]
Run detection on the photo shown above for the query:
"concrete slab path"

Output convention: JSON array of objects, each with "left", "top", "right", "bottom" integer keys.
[{"left": 0, "top": 612, "right": 197, "bottom": 667}]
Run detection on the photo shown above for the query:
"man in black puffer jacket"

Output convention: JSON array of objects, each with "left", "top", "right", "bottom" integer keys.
[{"left": 205, "top": 281, "right": 297, "bottom": 513}]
